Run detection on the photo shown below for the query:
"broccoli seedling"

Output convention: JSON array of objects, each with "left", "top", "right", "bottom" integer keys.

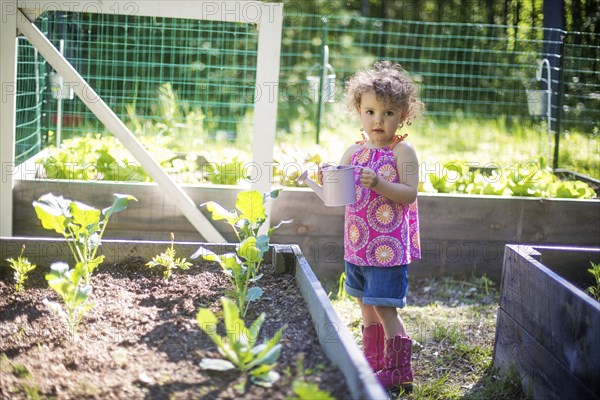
[
  {"left": 6, "top": 245, "right": 36, "bottom": 292},
  {"left": 146, "top": 233, "right": 192, "bottom": 280}
]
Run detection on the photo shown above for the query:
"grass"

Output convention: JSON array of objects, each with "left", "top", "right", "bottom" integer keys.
[
  {"left": 0, "top": 353, "right": 43, "bottom": 399},
  {"left": 325, "top": 275, "right": 530, "bottom": 400}
]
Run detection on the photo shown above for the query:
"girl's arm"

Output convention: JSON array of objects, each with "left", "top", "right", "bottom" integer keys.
[
  {"left": 360, "top": 142, "right": 419, "bottom": 204},
  {"left": 339, "top": 144, "right": 361, "bottom": 165}
]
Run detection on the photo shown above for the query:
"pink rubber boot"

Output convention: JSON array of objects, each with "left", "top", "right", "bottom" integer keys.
[
  {"left": 362, "top": 323, "right": 385, "bottom": 372},
  {"left": 375, "top": 334, "right": 413, "bottom": 392}
]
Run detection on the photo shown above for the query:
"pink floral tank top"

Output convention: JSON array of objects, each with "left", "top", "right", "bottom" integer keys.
[{"left": 344, "top": 135, "right": 421, "bottom": 267}]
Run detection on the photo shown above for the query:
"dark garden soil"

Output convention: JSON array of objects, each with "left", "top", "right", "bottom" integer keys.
[{"left": 0, "top": 258, "right": 351, "bottom": 399}]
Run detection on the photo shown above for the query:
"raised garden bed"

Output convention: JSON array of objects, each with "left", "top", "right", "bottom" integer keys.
[
  {"left": 0, "top": 238, "right": 386, "bottom": 399},
  {"left": 493, "top": 245, "right": 600, "bottom": 400},
  {"left": 11, "top": 178, "right": 600, "bottom": 282}
]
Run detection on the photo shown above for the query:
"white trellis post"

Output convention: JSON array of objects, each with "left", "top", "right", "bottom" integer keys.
[
  {"left": 0, "top": 2, "right": 18, "bottom": 236},
  {"left": 2, "top": 1, "right": 283, "bottom": 240},
  {"left": 251, "top": 3, "right": 283, "bottom": 233}
]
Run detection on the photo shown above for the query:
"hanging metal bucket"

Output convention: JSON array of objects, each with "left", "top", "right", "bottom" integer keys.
[
  {"left": 526, "top": 89, "right": 548, "bottom": 116},
  {"left": 307, "top": 63, "right": 336, "bottom": 103},
  {"left": 49, "top": 71, "right": 74, "bottom": 100}
]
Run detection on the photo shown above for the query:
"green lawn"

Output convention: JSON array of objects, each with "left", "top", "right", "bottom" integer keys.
[{"left": 325, "top": 275, "right": 530, "bottom": 400}]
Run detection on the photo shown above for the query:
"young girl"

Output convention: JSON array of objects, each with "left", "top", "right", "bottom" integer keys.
[{"left": 335, "top": 61, "right": 424, "bottom": 391}]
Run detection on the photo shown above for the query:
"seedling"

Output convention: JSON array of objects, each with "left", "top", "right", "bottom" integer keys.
[
  {"left": 43, "top": 262, "right": 94, "bottom": 337},
  {"left": 33, "top": 193, "right": 137, "bottom": 286},
  {"left": 194, "top": 189, "right": 291, "bottom": 316},
  {"left": 288, "top": 353, "right": 335, "bottom": 400},
  {"left": 6, "top": 245, "right": 36, "bottom": 292},
  {"left": 192, "top": 245, "right": 262, "bottom": 317},
  {"left": 196, "top": 297, "right": 286, "bottom": 387},
  {"left": 146, "top": 232, "right": 192, "bottom": 280},
  {"left": 201, "top": 189, "right": 291, "bottom": 259},
  {"left": 585, "top": 261, "right": 600, "bottom": 301},
  {"left": 191, "top": 190, "right": 291, "bottom": 317}
]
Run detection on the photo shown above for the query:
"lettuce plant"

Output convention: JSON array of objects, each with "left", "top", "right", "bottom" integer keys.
[
  {"left": 43, "top": 262, "right": 94, "bottom": 337},
  {"left": 5, "top": 245, "right": 36, "bottom": 292},
  {"left": 33, "top": 193, "right": 137, "bottom": 286},
  {"left": 146, "top": 232, "right": 192, "bottom": 280},
  {"left": 423, "top": 159, "right": 596, "bottom": 198},
  {"left": 196, "top": 297, "right": 285, "bottom": 387}
]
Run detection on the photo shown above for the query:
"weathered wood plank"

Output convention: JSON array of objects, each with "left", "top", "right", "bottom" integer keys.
[
  {"left": 537, "top": 246, "right": 600, "bottom": 286},
  {"left": 13, "top": 179, "right": 600, "bottom": 281},
  {"left": 518, "top": 198, "right": 600, "bottom": 243},
  {"left": 289, "top": 244, "right": 388, "bottom": 400},
  {"left": 493, "top": 308, "right": 599, "bottom": 400},
  {"left": 499, "top": 245, "right": 600, "bottom": 395}
]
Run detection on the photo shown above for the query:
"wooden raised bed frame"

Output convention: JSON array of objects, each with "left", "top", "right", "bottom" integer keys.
[
  {"left": 0, "top": 237, "right": 387, "bottom": 400},
  {"left": 493, "top": 245, "right": 600, "bottom": 400},
  {"left": 12, "top": 178, "right": 600, "bottom": 282}
]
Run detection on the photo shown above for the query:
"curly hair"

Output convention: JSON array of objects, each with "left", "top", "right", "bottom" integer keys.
[{"left": 344, "top": 61, "right": 425, "bottom": 124}]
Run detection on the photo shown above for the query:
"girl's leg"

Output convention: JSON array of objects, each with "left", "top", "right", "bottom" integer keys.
[
  {"left": 357, "top": 297, "right": 380, "bottom": 326},
  {"left": 357, "top": 298, "right": 385, "bottom": 372},
  {"left": 374, "top": 305, "right": 413, "bottom": 391},
  {"left": 374, "top": 306, "right": 407, "bottom": 338}
]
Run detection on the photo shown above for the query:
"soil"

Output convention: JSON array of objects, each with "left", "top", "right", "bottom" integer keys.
[{"left": 0, "top": 257, "right": 351, "bottom": 399}]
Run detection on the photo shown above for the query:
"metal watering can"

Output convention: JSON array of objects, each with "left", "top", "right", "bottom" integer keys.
[{"left": 297, "top": 165, "right": 361, "bottom": 207}]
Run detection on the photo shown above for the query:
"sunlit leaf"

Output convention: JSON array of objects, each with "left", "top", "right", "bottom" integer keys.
[
  {"left": 202, "top": 201, "right": 237, "bottom": 225},
  {"left": 238, "top": 237, "right": 262, "bottom": 263},
  {"left": 199, "top": 358, "right": 235, "bottom": 371},
  {"left": 70, "top": 201, "right": 100, "bottom": 231},
  {"left": 236, "top": 191, "right": 265, "bottom": 223},
  {"left": 103, "top": 194, "right": 137, "bottom": 217}
]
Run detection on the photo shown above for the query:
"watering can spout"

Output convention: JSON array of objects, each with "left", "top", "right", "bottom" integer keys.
[{"left": 297, "top": 170, "right": 326, "bottom": 202}]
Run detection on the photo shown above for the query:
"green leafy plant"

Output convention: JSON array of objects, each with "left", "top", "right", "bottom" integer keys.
[
  {"left": 202, "top": 189, "right": 289, "bottom": 246},
  {"left": 193, "top": 190, "right": 291, "bottom": 316},
  {"left": 196, "top": 297, "right": 285, "bottom": 387},
  {"left": 5, "top": 245, "right": 36, "bottom": 292},
  {"left": 423, "top": 159, "right": 596, "bottom": 199},
  {"left": 146, "top": 232, "right": 192, "bottom": 280},
  {"left": 204, "top": 158, "right": 249, "bottom": 185},
  {"left": 193, "top": 245, "right": 262, "bottom": 318},
  {"left": 290, "top": 381, "right": 335, "bottom": 400},
  {"left": 43, "top": 262, "right": 94, "bottom": 337},
  {"left": 585, "top": 262, "right": 600, "bottom": 301},
  {"left": 33, "top": 193, "right": 137, "bottom": 286},
  {"left": 287, "top": 353, "right": 335, "bottom": 400},
  {"left": 37, "top": 134, "right": 148, "bottom": 182}
]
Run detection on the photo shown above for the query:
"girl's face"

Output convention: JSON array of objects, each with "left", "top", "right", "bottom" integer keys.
[{"left": 358, "top": 90, "right": 405, "bottom": 148}]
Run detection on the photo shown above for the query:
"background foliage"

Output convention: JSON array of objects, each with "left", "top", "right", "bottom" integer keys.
[{"left": 14, "top": 0, "right": 599, "bottom": 177}]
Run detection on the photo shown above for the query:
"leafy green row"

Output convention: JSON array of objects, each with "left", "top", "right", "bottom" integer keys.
[
  {"left": 8, "top": 190, "right": 329, "bottom": 394},
  {"left": 423, "top": 159, "right": 596, "bottom": 199},
  {"left": 36, "top": 135, "right": 595, "bottom": 199}
]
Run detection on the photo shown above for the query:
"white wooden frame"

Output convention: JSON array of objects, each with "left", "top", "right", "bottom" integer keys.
[
  {"left": 0, "top": 1, "right": 283, "bottom": 240},
  {"left": 0, "top": 6, "right": 18, "bottom": 236}
]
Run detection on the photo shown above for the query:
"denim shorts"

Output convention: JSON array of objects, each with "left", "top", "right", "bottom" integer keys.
[{"left": 344, "top": 261, "right": 409, "bottom": 308}]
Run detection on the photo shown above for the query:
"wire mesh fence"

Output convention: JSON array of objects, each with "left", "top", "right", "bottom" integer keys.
[
  {"left": 15, "top": 35, "right": 46, "bottom": 164},
  {"left": 28, "top": 11, "right": 259, "bottom": 145},
  {"left": 14, "top": 10, "right": 599, "bottom": 177}
]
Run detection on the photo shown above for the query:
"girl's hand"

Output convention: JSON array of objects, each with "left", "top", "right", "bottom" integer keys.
[
  {"left": 360, "top": 168, "right": 379, "bottom": 189},
  {"left": 318, "top": 163, "right": 331, "bottom": 185}
]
